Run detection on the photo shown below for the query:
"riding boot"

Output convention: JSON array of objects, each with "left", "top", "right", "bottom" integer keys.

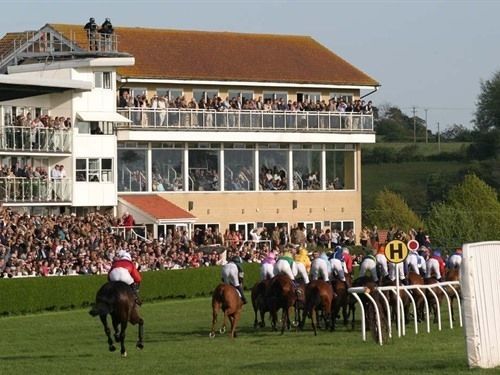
[
  {"left": 236, "top": 284, "right": 247, "bottom": 304},
  {"left": 131, "top": 283, "right": 142, "bottom": 306}
]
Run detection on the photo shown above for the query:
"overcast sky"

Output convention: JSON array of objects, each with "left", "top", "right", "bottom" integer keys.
[{"left": 1, "top": 0, "right": 499, "bottom": 132}]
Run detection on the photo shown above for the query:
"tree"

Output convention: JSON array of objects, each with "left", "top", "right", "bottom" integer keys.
[
  {"left": 441, "top": 124, "right": 473, "bottom": 142},
  {"left": 426, "top": 174, "right": 500, "bottom": 249},
  {"left": 365, "top": 189, "right": 423, "bottom": 230},
  {"left": 470, "top": 70, "right": 500, "bottom": 159}
]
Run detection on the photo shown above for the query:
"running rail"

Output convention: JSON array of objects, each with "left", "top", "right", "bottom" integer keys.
[{"left": 348, "top": 281, "right": 461, "bottom": 345}]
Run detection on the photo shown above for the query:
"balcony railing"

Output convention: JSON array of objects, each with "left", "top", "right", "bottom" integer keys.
[
  {"left": 0, "top": 177, "right": 71, "bottom": 203},
  {"left": 116, "top": 108, "right": 373, "bottom": 133},
  {"left": 0, "top": 127, "right": 71, "bottom": 152}
]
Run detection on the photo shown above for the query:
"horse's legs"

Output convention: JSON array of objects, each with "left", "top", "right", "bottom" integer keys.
[
  {"left": 311, "top": 306, "right": 318, "bottom": 336},
  {"left": 210, "top": 302, "right": 220, "bottom": 338},
  {"left": 99, "top": 314, "right": 116, "bottom": 352},
  {"left": 119, "top": 320, "right": 128, "bottom": 357},
  {"left": 280, "top": 306, "right": 288, "bottom": 335},
  {"left": 111, "top": 315, "right": 120, "bottom": 343},
  {"left": 229, "top": 312, "right": 240, "bottom": 339},
  {"left": 259, "top": 307, "right": 266, "bottom": 328},
  {"left": 130, "top": 307, "right": 144, "bottom": 350}
]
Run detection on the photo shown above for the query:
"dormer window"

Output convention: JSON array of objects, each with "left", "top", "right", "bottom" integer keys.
[{"left": 94, "top": 72, "right": 112, "bottom": 89}]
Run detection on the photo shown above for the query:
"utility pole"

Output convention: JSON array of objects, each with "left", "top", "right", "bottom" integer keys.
[
  {"left": 437, "top": 122, "right": 441, "bottom": 152},
  {"left": 424, "top": 108, "right": 428, "bottom": 144},
  {"left": 412, "top": 106, "right": 417, "bottom": 143}
]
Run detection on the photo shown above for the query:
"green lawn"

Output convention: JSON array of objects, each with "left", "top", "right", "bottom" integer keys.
[
  {"left": 362, "top": 142, "right": 471, "bottom": 156},
  {"left": 0, "top": 297, "right": 495, "bottom": 375}
]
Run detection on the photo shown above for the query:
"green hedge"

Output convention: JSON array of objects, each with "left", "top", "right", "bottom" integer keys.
[{"left": 0, "top": 263, "right": 260, "bottom": 316}]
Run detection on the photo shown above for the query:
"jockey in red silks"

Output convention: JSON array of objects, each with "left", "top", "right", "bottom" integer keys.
[
  {"left": 425, "top": 248, "right": 445, "bottom": 281},
  {"left": 108, "top": 250, "right": 142, "bottom": 305}
]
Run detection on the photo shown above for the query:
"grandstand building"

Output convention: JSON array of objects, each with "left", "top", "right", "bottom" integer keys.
[{"left": 0, "top": 23, "right": 379, "bottom": 241}]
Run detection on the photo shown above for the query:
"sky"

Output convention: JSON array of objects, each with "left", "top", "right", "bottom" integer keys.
[{"left": 1, "top": 0, "right": 499, "bottom": 133}]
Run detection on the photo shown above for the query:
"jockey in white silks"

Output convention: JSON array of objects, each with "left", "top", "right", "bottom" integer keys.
[
  {"left": 388, "top": 262, "right": 407, "bottom": 284},
  {"left": 310, "top": 251, "right": 330, "bottom": 282},
  {"left": 425, "top": 249, "right": 445, "bottom": 281},
  {"left": 359, "top": 250, "right": 378, "bottom": 282},
  {"left": 260, "top": 251, "right": 276, "bottom": 280},
  {"left": 221, "top": 256, "right": 247, "bottom": 304},
  {"left": 447, "top": 248, "right": 463, "bottom": 269},
  {"left": 406, "top": 247, "right": 427, "bottom": 276},
  {"left": 329, "top": 247, "right": 346, "bottom": 282},
  {"left": 274, "top": 251, "right": 297, "bottom": 281}
]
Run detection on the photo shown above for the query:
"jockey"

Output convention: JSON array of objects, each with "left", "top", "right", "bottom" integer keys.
[
  {"left": 329, "top": 247, "right": 346, "bottom": 282},
  {"left": 375, "top": 244, "right": 389, "bottom": 279},
  {"left": 405, "top": 246, "right": 421, "bottom": 275},
  {"left": 342, "top": 247, "right": 353, "bottom": 274},
  {"left": 425, "top": 249, "right": 445, "bottom": 281},
  {"left": 293, "top": 247, "right": 310, "bottom": 284},
  {"left": 274, "top": 250, "right": 297, "bottom": 282},
  {"left": 359, "top": 248, "right": 378, "bottom": 282},
  {"left": 260, "top": 251, "right": 276, "bottom": 280},
  {"left": 108, "top": 250, "right": 142, "bottom": 305},
  {"left": 388, "top": 262, "right": 407, "bottom": 284},
  {"left": 447, "top": 248, "right": 463, "bottom": 269},
  {"left": 294, "top": 247, "right": 311, "bottom": 273},
  {"left": 310, "top": 250, "right": 330, "bottom": 282},
  {"left": 222, "top": 256, "right": 247, "bottom": 304}
]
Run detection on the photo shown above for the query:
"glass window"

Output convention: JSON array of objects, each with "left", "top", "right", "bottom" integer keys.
[
  {"left": 263, "top": 92, "right": 287, "bottom": 101},
  {"left": 188, "top": 149, "right": 219, "bottom": 191},
  {"left": 103, "top": 72, "right": 112, "bottom": 89},
  {"left": 94, "top": 72, "right": 102, "bottom": 88},
  {"left": 118, "top": 148, "right": 148, "bottom": 192},
  {"left": 76, "top": 159, "right": 86, "bottom": 182},
  {"left": 259, "top": 149, "right": 288, "bottom": 191},
  {"left": 228, "top": 91, "right": 254, "bottom": 102},
  {"left": 157, "top": 88, "right": 183, "bottom": 101},
  {"left": 101, "top": 158, "right": 113, "bottom": 182},
  {"left": 326, "top": 150, "right": 355, "bottom": 190},
  {"left": 88, "top": 158, "right": 100, "bottom": 182},
  {"left": 330, "top": 92, "right": 354, "bottom": 104},
  {"left": 193, "top": 89, "right": 219, "bottom": 103},
  {"left": 297, "top": 92, "right": 321, "bottom": 105},
  {"left": 224, "top": 149, "right": 254, "bottom": 191},
  {"left": 292, "top": 149, "right": 321, "bottom": 190},
  {"left": 151, "top": 148, "right": 184, "bottom": 191}
]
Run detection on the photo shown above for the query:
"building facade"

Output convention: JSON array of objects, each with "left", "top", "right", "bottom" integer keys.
[{"left": 0, "top": 23, "right": 379, "bottom": 241}]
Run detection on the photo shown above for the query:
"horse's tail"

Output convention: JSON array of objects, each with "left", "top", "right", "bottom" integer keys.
[{"left": 89, "top": 301, "right": 111, "bottom": 317}]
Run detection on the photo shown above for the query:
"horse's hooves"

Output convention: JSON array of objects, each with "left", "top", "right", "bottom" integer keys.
[
  {"left": 219, "top": 326, "right": 226, "bottom": 334},
  {"left": 121, "top": 351, "right": 127, "bottom": 358},
  {"left": 209, "top": 332, "right": 216, "bottom": 339},
  {"left": 136, "top": 342, "right": 144, "bottom": 350},
  {"left": 291, "top": 321, "right": 299, "bottom": 328},
  {"left": 109, "top": 345, "right": 116, "bottom": 352}
]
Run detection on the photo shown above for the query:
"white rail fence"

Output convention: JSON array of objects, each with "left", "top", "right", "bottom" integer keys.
[{"left": 349, "top": 280, "right": 462, "bottom": 346}]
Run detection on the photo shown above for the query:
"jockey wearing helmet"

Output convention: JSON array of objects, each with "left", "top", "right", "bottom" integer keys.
[
  {"left": 425, "top": 249, "right": 445, "bottom": 281},
  {"left": 108, "top": 250, "right": 142, "bottom": 305},
  {"left": 329, "top": 246, "right": 346, "bottom": 282},
  {"left": 359, "top": 248, "right": 378, "bottom": 282},
  {"left": 222, "top": 256, "right": 247, "bottom": 304},
  {"left": 406, "top": 244, "right": 421, "bottom": 275},
  {"left": 447, "top": 248, "right": 463, "bottom": 269},
  {"left": 293, "top": 247, "right": 310, "bottom": 284},
  {"left": 294, "top": 247, "right": 311, "bottom": 273},
  {"left": 310, "top": 250, "right": 330, "bottom": 282},
  {"left": 274, "top": 249, "right": 298, "bottom": 281},
  {"left": 260, "top": 250, "right": 276, "bottom": 281},
  {"left": 375, "top": 244, "right": 389, "bottom": 279},
  {"left": 342, "top": 247, "right": 353, "bottom": 274}
]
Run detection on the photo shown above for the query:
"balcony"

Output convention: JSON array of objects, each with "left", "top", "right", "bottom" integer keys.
[
  {"left": 116, "top": 108, "right": 373, "bottom": 133},
  {"left": 0, "top": 126, "right": 71, "bottom": 153},
  {"left": 0, "top": 177, "right": 71, "bottom": 203}
]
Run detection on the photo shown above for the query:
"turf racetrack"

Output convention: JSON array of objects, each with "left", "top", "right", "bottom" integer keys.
[{"left": 0, "top": 297, "right": 495, "bottom": 375}]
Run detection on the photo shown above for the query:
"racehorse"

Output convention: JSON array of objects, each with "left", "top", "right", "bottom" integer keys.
[
  {"left": 89, "top": 281, "right": 144, "bottom": 357},
  {"left": 407, "top": 271, "right": 425, "bottom": 322},
  {"left": 445, "top": 268, "right": 461, "bottom": 322},
  {"left": 251, "top": 279, "right": 271, "bottom": 328},
  {"left": 302, "top": 280, "right": 334, "bottom": 335},
  {"left": 266, "top": 274, "right": 297, "bottom": 334},
  {"left": 331, "top": 273, "right": 352, "bottom": 330},
  {"left": 210, "top": 283, "right": 243, "bottom": 339},
  {"left": 347, "top": 276, "right": 377, "bottom": 330},
  {"left": 424, "top": 277, "right": 445, "bottom": 324}
]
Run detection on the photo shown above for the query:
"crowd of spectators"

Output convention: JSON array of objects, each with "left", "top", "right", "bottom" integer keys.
[
  {"left": 118, "top": 91, "right": 373, "bottom": 116},
  {"left": 0, "top": 208, "right": 362, "bottom": 279}
]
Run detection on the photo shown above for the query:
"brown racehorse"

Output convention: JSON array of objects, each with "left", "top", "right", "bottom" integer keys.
[
  {"left": 266, "top": 274, "right": 296, "bottom": 334},
  {"left": 210, "top": 283, "right": 243, "bottom": 339},
  {"left": 424, "top": 277, "right": 445, "bottom": 324},
  {"left": 89, "top": 281, "right": 144, "bottom": 357},
  {"left": 331, "top": 273, "right": 352, "bottom": 330},
  {"left": 407, "top": 271, "right": 425, "bottom": 322},
  {"left": 251, "top": 279, "right": 271, "bottom": 328},
  {"left": 347, "top": 276, "right": 377, "bottom": 330},
  {"left": 445, "top": 268, "right": 461, "bottom": 322},
  {"left": 302, "top": 280, "right": 334, "bottom": 335}
]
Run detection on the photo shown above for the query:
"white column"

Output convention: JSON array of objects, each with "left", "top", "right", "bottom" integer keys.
[
  {"left": 254, "top": 146, "right": 259, "bottom": 191},
  {"left": 321, "top": 144, "right": 327, "bottom": 190},
  {"left": 220, "top": 144, "right": 224, "bottom": 192},
  {"left": 183, "top": 143, "right": 189, "bottom": 191},
  {"left": 147, "top": 143, "right": 152, "bottom": 192},
  {"left": 288, "top": 147, "right": 293, "bottom": 190}
]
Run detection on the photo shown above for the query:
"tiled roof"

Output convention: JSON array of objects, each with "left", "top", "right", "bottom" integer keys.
[
  {"left": 120, "top": 194, "right": 195, "bottom": 220},
  {"left": 48, "top": 23, "right": 379, "bottom": 86},
  {"left": 0, "top": 32, "right": 27, "bottom": 60}
]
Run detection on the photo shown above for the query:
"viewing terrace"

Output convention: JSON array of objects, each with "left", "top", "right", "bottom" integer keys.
[
  {"left": 116, "top": 108, "right": 373, "bottom": 133},
  {"left": 0, "top": 177, "right": 71, "bottom": 204}
]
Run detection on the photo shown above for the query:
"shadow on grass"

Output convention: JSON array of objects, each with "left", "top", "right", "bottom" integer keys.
[{"left": 0, "top": 353, "right": 92, "bottom": 361}]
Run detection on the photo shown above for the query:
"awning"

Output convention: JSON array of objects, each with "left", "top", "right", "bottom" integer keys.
[
  {"left": 77, "top": 111, "right": 131, "bottom": 123},
  {"left": 118, "top": 195, "right": 197, "bottom": 224},
  {"left": 0, "top": 75, "right": 92, "bottom": 101}
]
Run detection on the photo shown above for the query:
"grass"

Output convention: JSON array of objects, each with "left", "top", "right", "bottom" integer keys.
[
  {"left": 362, "top": 142, "right": 470, "bottom": 156},
  {"left": 0, "top": 297, "right": 496, "bottom": 375}
]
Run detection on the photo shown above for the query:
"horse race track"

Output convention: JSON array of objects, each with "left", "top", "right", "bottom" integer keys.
[{"left": 0, "top": 297, "right": 495, "bottom": 375}]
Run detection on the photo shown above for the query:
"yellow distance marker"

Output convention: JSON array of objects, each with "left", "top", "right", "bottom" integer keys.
[{"left": 384, "top": 240, "right": 409, "bottom": 264}]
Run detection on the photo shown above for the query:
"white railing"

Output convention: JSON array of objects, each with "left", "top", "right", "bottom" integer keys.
[
  {"left": 110, "top": 225, "right": 148, "bottom": 241},
  {"left": 0, "top": 126, "right": 71, "bottom": 152},
  {"left": 349, "top": 281, "right": 462, "bottom": 346},
  {"left": 0, "top": 177, "right": 72, "bottom": 202},
  {"left": 116, "top": 108, "right": 373, "bottom": 133}
]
